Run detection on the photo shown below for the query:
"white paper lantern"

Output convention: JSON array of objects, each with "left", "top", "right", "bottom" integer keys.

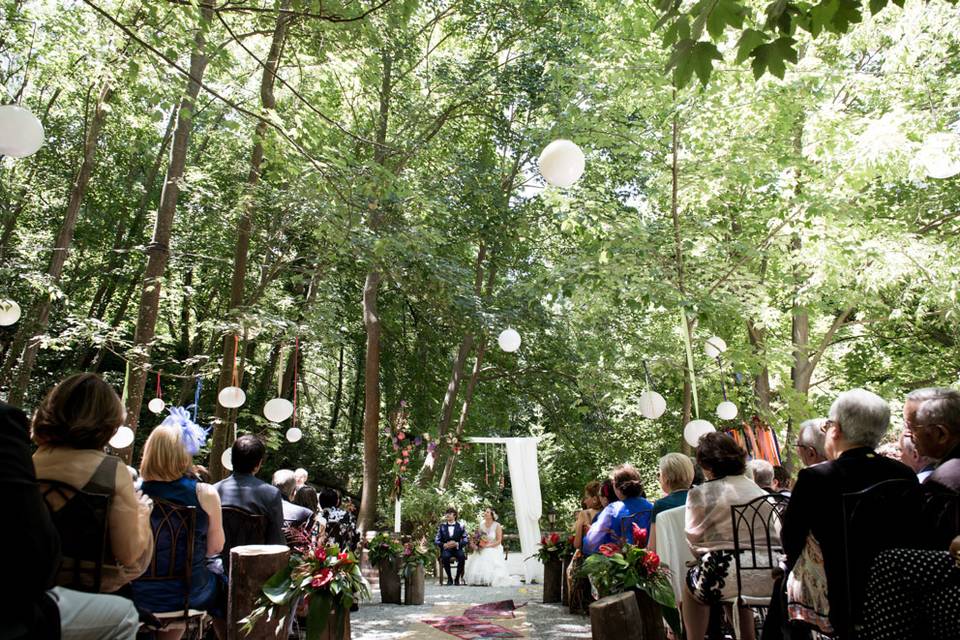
[
  {"left": 683, "top": 419, "right": 716, "bottom": 448},
  {"left": 538, "top": 139, "right": 586, "bottom": 188},
  {"left": 638, "top": 391, "right": 667, "bottom": 419},
  {"left": 0, "top": 105, "right": 45, "bottom": 158},
  {"left": 147, "top": 397, "right": 165, "bottom": 414},
  {"left": 263, "top": 398, "right": 294, "bottom": 423},
  {"left": 218, "top": 385, "right": 246, "bottom": 408},
  {"left": 0, "top": 299, "right": 21, "bottom": 326},
  {"left": 221, "top": 448, "right": 233, "bottom": 471},
  {"left": 716, "top": 401, "right": 739, "bottom": 421},
  {"left": 108, "top": 426, "right": 135, "bottom": 449},
  {"left": 286, "top": 427, "right": 303, "bottom": 443},
  {"left": 497, "top": 328, "right": 521, "bottom": 353},
  {"left": 917, "top": 132, "right": 960, "bottom": 179},
  {"left": 704, "top": 336, "right": 727, "bottom": 359}
]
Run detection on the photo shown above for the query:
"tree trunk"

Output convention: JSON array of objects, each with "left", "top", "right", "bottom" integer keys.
[
  {"left": 438, "top": 340, "right": 486, "bottom": 489},
  {"left": 747, "top": 320, "right": 772, "bottom": 413},
  {"left": 347, "top": 340, "right": 364, "bottom": 458},
  {"left": 209, "top": 1, "right": 290, "bottom": 480},
  {"left": 5, "top": 82, "right": 114, "bottom": 405},
  {"left": 328, "top": 343, "right": 345, "bottom": 443},
  {"left": 121, "top": 2, "right": 213, "bottom": 462}
]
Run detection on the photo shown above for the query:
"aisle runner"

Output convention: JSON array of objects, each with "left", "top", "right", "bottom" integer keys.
[{"left": 422, "top": 600, "right": 526, "bottom": 639}]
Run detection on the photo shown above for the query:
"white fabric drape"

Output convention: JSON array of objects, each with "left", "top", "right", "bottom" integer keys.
[{"left": 505, "top": 437, "right": 543, "bottom": 584}]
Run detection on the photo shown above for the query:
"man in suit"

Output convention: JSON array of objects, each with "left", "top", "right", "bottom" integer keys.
[
  {"left": 904, "top": 387, "right": 960, "bottom": 549},
  {"left": 215, "top": 435, "right": 285, "bottom": 546},
  {"left": 272, "top": 469, "right": 314, "bottom": 532},
  {"left": 434, "top": 507, "right": 468, "bottom": 585},
  {"left": 781, "top": 389, "right": 919, "bottom": 638}
]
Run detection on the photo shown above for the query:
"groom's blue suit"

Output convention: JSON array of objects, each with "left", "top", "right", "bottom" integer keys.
[{"left": 434, "top": 520, "right": 468, "bottom": 584}]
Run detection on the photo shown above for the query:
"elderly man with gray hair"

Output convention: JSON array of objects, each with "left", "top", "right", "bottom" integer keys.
[
  {"left": 746, "top": 458, "right": 775, "bottom": 491},
  {"left": 795, "top": 418, "right": 828, "bottom": 467},
  {"left": 779, "top": 389, "right": 918, "bottom": 638},
  {"left": 272, "top": 469, "right": 314, "bottom": 536}
]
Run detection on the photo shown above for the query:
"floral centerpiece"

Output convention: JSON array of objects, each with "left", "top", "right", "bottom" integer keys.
[
  {"left": 400, "top": 539, "right": 438, "bottom": 578},
  {"left": 578, "top": 524, "right": 680, "bottom": 637},
  {"left": 367, "top": 532, "right": 403, "bottom": 566},
  {"left": 241, "top": 539, "right": 369, "bottom": 640},
  {"left": 559, "top": 534, "right": 577, "bottom": 561},
  {"left": 531, "top": 532, "right": 564, "bottom": 562}
]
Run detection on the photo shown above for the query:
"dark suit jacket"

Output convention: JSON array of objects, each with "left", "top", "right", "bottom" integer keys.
[
  {"left": 0, "top": 401, "right": 60, "bottom": 637},
  {"left": 434, "top": 521, "right": 468, "bottom": 550},
  {"left": 281, "top": 499, "right": 313, "bottom": 529},
  {"left": 922, "top": 440, "right": 960, "bottom": 550},
  {"left": 782, "top": 447, "right": 919, "bottom": 636},
  {"left": 214, "top": 472, "right": 285, "bottom": 545}
]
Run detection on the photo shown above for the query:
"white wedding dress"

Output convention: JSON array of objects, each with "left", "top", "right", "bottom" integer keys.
[{"left": 464, "top": 521, "right": 519, "bottom": 587}]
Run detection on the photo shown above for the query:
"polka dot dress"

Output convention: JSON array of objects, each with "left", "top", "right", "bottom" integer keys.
[{"left": 861, "top": 548, "right": 960, "bottom": 640}]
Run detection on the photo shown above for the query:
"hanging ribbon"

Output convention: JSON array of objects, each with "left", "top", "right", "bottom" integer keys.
[
  {"left": 291, "top": 337, "right": 299, "bottom": 429},
  {"left": 121, "top": 360, "right": 130, "bottom": 406},
  {"left": 680, "top": 309, "right": 700, "bottom": 418},
  {"left": 231, "top": 335, "right": 240, "bottom": 387},
  {"left": 155, "top": 371, "right": 163, "bottom": 400},
  {"left": 276, "top": 344, "right": 287, "bottom": 397},
  {"left": 717, "top": 357, "right": 728, "bottom": 401},
  {"left": 642, "top": 359, "right": 654, "bottom": 391},
  {"left": 192, "top": 375, "right": 202, "bottom": 423}
]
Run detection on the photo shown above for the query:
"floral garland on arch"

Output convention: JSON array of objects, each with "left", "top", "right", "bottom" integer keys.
[
  {"left": 386, "top": 402, "right": 473, "bottom": 499},
  {"left": 577, "top": 524, "right": 680, "bottom": 637}
]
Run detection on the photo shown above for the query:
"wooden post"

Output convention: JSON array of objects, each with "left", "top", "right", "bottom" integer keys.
[
  {"left": 542, "top": 559, "right": 562, "bottom": 603},
  {"left": 404, "top": 563, "right": 425, "bottom": 605},
  {"left": 228, "top": 544, "right": 290, "bottom": 640},
  {"left": 561, "top": 556, "right": 571, "bottom": 606},
  {"left": 633, "top": 590, "right": 668, "bottom": 640},
  {"left": 378, "top": 558, "right": 402, "bottom": 604},
  {"left": 589, "top": 592, "right": 644, "bottom": 640}
]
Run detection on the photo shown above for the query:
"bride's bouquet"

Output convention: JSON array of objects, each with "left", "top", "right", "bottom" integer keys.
[{"left": 468, "top": 529, "right": 484, "bottom": 553}]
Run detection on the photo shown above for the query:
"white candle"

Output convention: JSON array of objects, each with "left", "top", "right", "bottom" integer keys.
[{"left": 394, "top": 498, "right": 402, "bottom": 533}]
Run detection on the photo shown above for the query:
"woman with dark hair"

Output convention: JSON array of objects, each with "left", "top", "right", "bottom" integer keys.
[
  {"left": 32, "top": 373, "right": 154, "bottom": 593},
  {"left": 464, "top": 507, "right": 517, "bottom": 586},
  {"left": 683, "top": 432, "right": 778, "bottom": 640},
  {"left": 568, "top": 481, "right": 602, "bottom": 613},
  {"left": 583, "top": 464, "right": 653, "bottom": 555},
  {"left": 318, "top": 486, "right": 359, "bottom": 552}
]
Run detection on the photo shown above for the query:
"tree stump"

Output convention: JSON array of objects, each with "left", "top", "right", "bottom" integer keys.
[
  {"left": 404, "top": 563, "right": 425, "bottom": 605},
  {"left": 227, "top": 544, "right": 290, "bottom": 640},
  {"left": 589, "top": 592, "right": 644, "bottom": 640},
  {"left": 632, "top": 589, "right": 668, "bottom": 640},
  {"left": 314, "top": 606, "right": 351, "bottom": 640},
  {"left": 543, "top": 558, "right": 563, "bottom": 603},
  {"left": 378, "top": 558, "right": 402, "bottom": 604},
  {"left": 561, "top": 556, "right": 571, "bottom": 606}
]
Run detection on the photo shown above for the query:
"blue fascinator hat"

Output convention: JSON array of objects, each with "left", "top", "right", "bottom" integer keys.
[{"left": 160, "top": 406, "right": 209, "bottom": 456}]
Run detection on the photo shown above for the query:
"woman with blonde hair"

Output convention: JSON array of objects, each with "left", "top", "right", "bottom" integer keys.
[
  {"left": 648, "top": 452, "right": 695, "bottom": 549},
  {"left": 131, "top": 409, "right": 225, "bottom": 637}
]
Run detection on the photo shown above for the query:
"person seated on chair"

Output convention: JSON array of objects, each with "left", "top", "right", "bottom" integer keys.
[
  {"left": 683, "top": 431, "right": 778, "bottom": 640},
  {"left": 781, "top": 389, "right": 918, "bottom": 639},
  {"left": 4, "top": 399, "right": 140, "bottom": 640},
  {"left": 583, "top": 464, "right": 653, "bottom": 555},
  {"left": 272, "top": 469, "right": 314, "bottom": 544},
  {"left": 214, "top": 435, "right": 285, "bottom": 546},
  {"left": 434, "top": 507, "right": 468, "bottom": 585},
  {"left": 748, "top": 459, "right": 776, "bottom": 492},
  {"left": 772, "top": 466, "right": 792, "bottom": 496},
  {"left": 32, "top": 373, "right": 154, "bottom": 593},
  {"left": 131, "top": 417, "right": 226, "bottom": 636},
  {"left": 904, "top": 387, "right": 960, "bottom": 550},
  {"left": 318, "top": 486, "right": 359, "bottom": 552},
  {"left": 648, "top": 453, "right": 695, "bottom": 550},
  {"left": 795, "top": 418, "right": 828, "bottom": 468}
]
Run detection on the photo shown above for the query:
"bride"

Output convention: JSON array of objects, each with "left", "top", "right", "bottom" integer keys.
[{"left": 464, "top": 508, "right": 518, "bottom": 587}]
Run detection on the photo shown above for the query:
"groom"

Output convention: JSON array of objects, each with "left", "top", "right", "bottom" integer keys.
[{"left": 434, "top": 507, "right": 468, "bottom": 585}]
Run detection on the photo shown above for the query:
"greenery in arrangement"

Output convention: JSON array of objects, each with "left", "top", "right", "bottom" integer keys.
[
  {"left": 366, "top": 532, "right": 403, "bottom": 566},
  {"left": 578, "top": 525, "right": 680, "bottom": 636},
  {"left": 400, "top": 540, "right": 438, "bottom": 579},
  {"left": 559, "top": 534, "right": 578, "bottom": 561},
  {"left": 242, "top": 543, "right": 369, "bottom": 640},
  {"left": 531, "top": 532, "right": 566, "bottom": 563}
]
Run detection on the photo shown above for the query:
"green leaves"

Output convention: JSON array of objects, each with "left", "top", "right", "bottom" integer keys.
[
  {"left": 706, "top": 0, "right": 748, "bottom": 39},
  {"left": 736, "top": 29, "right": 771, "bottom": 64},
  {"left": 749, "top": 37, "right": 798, "bottom": 79},
  {"left": 666, "top": 39, "right": 723, "bottom": 87}
]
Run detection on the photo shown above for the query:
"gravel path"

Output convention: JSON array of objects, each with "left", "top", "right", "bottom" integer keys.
[{"left": 353, "top": 583, "right": 592, "bottom": 639}]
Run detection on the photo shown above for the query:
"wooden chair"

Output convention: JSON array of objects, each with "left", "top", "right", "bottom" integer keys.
[
  {"left": 39, "top": 479, "right": 111, "bottom": 593},
  {"left": 619, "top": 509, "right": 653, "bottom": 542},
  {"left": 221, "top": 506, "right": 267, "bottom": 575}
]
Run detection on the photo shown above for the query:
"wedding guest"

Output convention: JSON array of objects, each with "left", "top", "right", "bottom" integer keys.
[
  {"left": 583, "top": 464, "right": 653, "bottom": 555},
  {"left": 294, "top": 467, "right": 309, "bottom": 489},
  {"left": 772, "top": 466, "right": 792, "bottom": 496},
  {"left": 597, "top": 478, "right": 615, "bottom": 510},
  {"left": 215, "top": 435, "right": 285, "bottom": 545},
  {"left": 795, "top": 418, "right": 828, "bottom": 467},
  {"left": 319, "top": 486, "right": 360, "bottom": 552},
  {"left": 748, "top": 459, "right": 775, "bottom": 491},
  {"left": 648, "top": 452, "right": 695, "bottom": 549},
  {"left": 899, "top": 430, "right": 935, "bottom": 481},
  {"left": 3, "top": 400, "right": 139, "bottom": 639},
  {"left": 684, "top": 432, "right": 777, "bottom": 640},
  {"left": 131, "top": 418, "right": 225, "bottom": 634},
  {"left": 272, "top": 469, "right": 314, "bottom": 535},
  {"left": 781, "top": 389, "right": 918, "bottom": 638},
  {"left": 32, "top": 373, "right": 154, "bottom": 593},
  {"left": 568, "top": 481, "right": 601, "bottom": 613},
  {"left": 293, "top": 482, "right": 320, "bottom": 514}
]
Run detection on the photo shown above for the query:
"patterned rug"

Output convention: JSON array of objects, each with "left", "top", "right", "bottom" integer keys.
[{"left": 422, "top": 600, "right": 525, "bottom": 639}]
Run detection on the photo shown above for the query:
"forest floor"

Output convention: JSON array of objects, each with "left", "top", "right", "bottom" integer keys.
[{"left": 353, "top": 582, "right": 593, "bottom": 639}]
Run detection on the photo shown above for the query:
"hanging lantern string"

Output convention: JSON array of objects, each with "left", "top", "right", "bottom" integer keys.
[
  {"left": 717, "top": 356, "right": 728, "bottom": 401},
  {"left": 642, "top": 359, "right": 654, "bottom": 391},
  {"left": 231, "top": 335, "right": 240, "bottom": 388},
  {"left": 192, "top": 375, "right": 202, "bottom": 423},
  {"left": 291, "top": 336, "right": 299, "bottom": 429},
  {"left": 155, "top": 370, "right": 163, "bottom": 399}
]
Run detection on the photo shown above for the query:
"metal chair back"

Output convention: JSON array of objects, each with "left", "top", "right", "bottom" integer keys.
[
  {"left": 39, "top": 479, "right": 111, "bottom": 593},
  {"left": 619, "top": 509, "right": 652, "bottom": 543},
  {"left": 731, "top": 493, "right": 788, "bottom": 605}
]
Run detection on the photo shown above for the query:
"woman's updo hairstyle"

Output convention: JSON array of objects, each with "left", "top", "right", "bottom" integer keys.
[
  {"left": 32, "top": 373, "right": 125, "bottom": 450},
  {"left": 695, "top": 431, "right": 747, "bottom": 478},
  {"left": 611, "top": 463, "right": 645, "bottom": 498},
  {"left": 485, "top": 507, "right": 498, "bottom": 521},
  {"left": 599, "top": 479, "right": 616, "bottom": 502}
]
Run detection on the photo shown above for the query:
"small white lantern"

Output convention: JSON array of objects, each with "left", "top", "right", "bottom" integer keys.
[
  {"left": 716, "top": 401, "right": 739, "bottom": 421},
  {"left": 0, "top": 299, "right": 21, "bottom": 326},
  {"left": 638, "top": 391, "right": 667, "bottom": 419},
  {"left": 108, "top": 426, "right": 135, "bottom": 449},
  {"left": 263, "top": 398, "right": 294, "bottom": 423},
  {"left": 538, "top": 139, "right": 586, "bottom": 188},
  {"left": 704, "top": 336, "right": 727, "bottom": 359},
  {"left": 221, "top": 448, "right": 233, "bottom": 471},
  {"left": 683, "top": 419, "right": 716, "bottom": 448},
  {"left": 497, "top": 328, "right": 521, "bottom": 353},
  {"left": 917, "top": 132, "right": 960, "bottom": 179},
  {"left": 148, "top": 397, "right": 165, "bottom": 414},
  {"left": 218, "top": 385, "right": 246, "bottom": 408},
  {"left": 286, "top": 427, "right": 303, "bottom": 443},
  {"left": 0, "top": 105, "right": 45, "bottom": 158}
]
